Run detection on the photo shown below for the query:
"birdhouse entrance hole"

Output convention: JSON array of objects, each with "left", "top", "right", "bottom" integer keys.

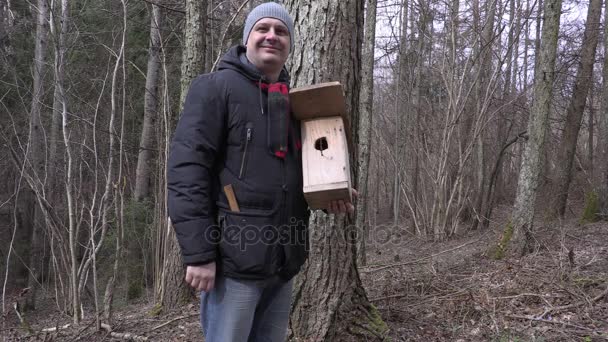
[{"left": 315, "top": 137, "right": 328, "bottom": 155}]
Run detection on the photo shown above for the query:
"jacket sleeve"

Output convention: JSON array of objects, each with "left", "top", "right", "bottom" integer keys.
[{"left": 167, "top": 75, "right": 226, "bottom": 265}]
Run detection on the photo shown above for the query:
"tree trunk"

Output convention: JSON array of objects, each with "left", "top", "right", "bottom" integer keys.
[
  {"left": 179, "top": 0, "right": 206, "bottom": 109},
  {"left": 469, "top": 0, "right": 495, "bottom": 232},
  {"left": 100, "top": 0, "right": 128, "bottom": 326},
  {"left": 134, "top": 4, "right": 162, "bottom": 201},
  {"left": 588, "top": 90, "right": 594, "bottom": 173},
  {"left": 285, "top": 1, "right": 388, "bottom": 340},
  {"left": 50, "top": 0, "right": 78, "bottom": 324},
  {"left": 0, "top": 0, "right": 13, "bottom": 58},
  {"left": 392, "top": 0, "right": 409, "bottom": 227},
  {"left": 48, "top": 0, "right": 67, "bottom": 200},
  {"left": 24, "top": 0, "right": 49, "bottom": 311},
  {"left": 552, "top": 0, "right": 602, "bottom": 217},
  {"left": 205, "top": 0, "right": 213, "bottom": 73},
  {"left": 597, "top": 0, "right": 608, "bottom": 216},
  {"left": 506, "top": 0, "right": 562, "bottom": 256},
  {"left": 355, "top": 0, "right": 377, "bottom": 267},
  {"left": 511, "top": 0, "right": 521, "bottom": 94},
  {"left": 523, "top": 0, "right": 530, "bottom": 92},
  {"left": 160, "top": 0, "right": 206, "bottom": 310},
  {"left": 503, "top": 0, "right": 516, "bottom": 95}
]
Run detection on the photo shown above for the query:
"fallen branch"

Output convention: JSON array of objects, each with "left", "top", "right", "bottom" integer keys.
[
  {"left": 361, "top": 232, "right": 491, "bottom": 273},
  {"left": 540, "top": 285, "right": 608, "bottom": 318},
  {"left": 41, "top": 323, "right": 71, "bottom": 332},
  {"left": 151, "top": 313, "right": 198, "bottom": 331},
  {"left": 490, "top": 292, "right": 555, "bottom": 308},
  {"left": 506, "top": 314, "right": 606, "bottom": 334},
  {"left": 371, "top": 289, "right": 470, "bottom": 304},
  {"left": 101, "top": 323, "right": 148, "bottom": 341}
]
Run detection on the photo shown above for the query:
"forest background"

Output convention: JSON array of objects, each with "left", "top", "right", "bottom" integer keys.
[{"left": 0, "top": 0, "right": 607, "bottom": 340}]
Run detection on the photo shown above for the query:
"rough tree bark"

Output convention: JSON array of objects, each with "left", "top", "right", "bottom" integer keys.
[
  {"left": 285, "top": 1, "right": 388, "bottom": 340},
  {"left": 597, "top": 0, "right": 608, "bottom": 216},
  {"left": 505, "top": 0, "right": 562, "bottom": 256},
  {"left": 160, "top": 0, "right": 206, "bottom": 310},
  {"left": 552, "top": 0, "right": 602, "bottom": 217},
  {"left": 24, "top": 0, "right": 49, "bottom": 311},
  {"left": 588, "top": 92, "right": 594, "bottom": 173},
  {"left": 179, "top": 0, "right": 206, "bottom": 108},
  {"left": 355, "top": 0, "right": 377, "bottom": 267},
  {"left": 134, "top": 4, "right": 163, "bottom": 201}
]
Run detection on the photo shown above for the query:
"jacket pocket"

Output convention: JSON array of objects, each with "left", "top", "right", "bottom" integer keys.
[
  {"left": 239, "top": 122, "right": 253, "bottom": 179},
  {"left": 218, "top": 209, "right": 283, "bottom": 277}
]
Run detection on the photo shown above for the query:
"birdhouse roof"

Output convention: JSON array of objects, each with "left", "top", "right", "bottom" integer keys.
[
  {"left": 289, "top": 82, "right": 348, "bottom": 121},
  {"left": 290, "top": 81, "right": 353, "bottom": 150}
]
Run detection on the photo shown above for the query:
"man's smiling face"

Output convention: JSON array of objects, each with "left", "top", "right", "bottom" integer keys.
[{"left": 245, "top": 17, "right": 290, "bottom": 75}]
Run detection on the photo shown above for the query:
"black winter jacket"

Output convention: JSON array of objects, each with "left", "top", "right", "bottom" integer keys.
[{"left": 167, "top": 45, "right": 309, "bottom": 281}]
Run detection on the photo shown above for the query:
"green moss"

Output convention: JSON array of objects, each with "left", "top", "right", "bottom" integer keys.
[
  {"left": 368, "top": 304, "right": 389, "bottom": 336},
  {"left": 19, "top": 320, "right": 34, "bottom": 334},
  {"left": 580, "top": 191, "right": 599, "bottom": 224},
  {"left": 347, "top": 303, "right": 390, "bottom": 340},
  {"left": 490, "top": 222, "right": 514, "bottom": 260},
  {"left": 148, "top": 303, "right": 163, "bottom": 317},
  {"left": 572, "top": 276, "right": 607, "bottom": 287}
]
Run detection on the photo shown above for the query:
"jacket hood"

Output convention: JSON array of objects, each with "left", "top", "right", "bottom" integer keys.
[{"left": 217, "top": 45, "right": 290, "bottom": 84}]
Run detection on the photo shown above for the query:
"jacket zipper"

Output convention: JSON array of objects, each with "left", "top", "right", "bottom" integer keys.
[{"left": 239, "top": 122, "right": 253, "bottom": 179}]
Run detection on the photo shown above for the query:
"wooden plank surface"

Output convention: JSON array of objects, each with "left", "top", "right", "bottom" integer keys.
[
  {"left": 301, "top": 117, "right": 352, "bottom": 209},
  {"left": 290, "top": 82, "right": 353, "bottom": 149},
  {"left": 290, "top": 81, "right": 347, "bottom": 121}
]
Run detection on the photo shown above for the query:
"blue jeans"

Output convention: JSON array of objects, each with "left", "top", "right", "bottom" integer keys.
[{"left": 200, "top": 275, "right": 293, "bottom": 342}]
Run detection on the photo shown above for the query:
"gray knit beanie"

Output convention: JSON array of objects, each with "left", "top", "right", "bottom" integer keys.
[{"left": 242, "top": 2, "right": 294, "bottom": 52}]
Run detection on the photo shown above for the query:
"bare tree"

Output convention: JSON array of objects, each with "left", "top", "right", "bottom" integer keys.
[
  {"left": 0, "top": 0, "right": 13, "bottom": 59},
  {"left": 392, "top": 0, "right": 409, "bottom": 226},
  {"left": 597, "top": 0, "right": 608, "bottom": 217},
  {"left": 49, "top": 0, "right": 76, "bottom": 324},
  {"left": 24, "top": 0, "right": 49, "bottom": 311},
  {"left": 552, "top": 0, "right": 603, "bottom": 217},
  {"left": 102, "top": 0, "right": 128, "bottom": 327},
  {"left": 134, "top": 4, "right": 163, "bottom": 201},
  {"left": 506, "top": 0, "right": 563, "bottom": 256},
  {"left": 356, "top": 0, "right": 378, "bottom": 266},
  {"left": 158, "top": 0, "right": 207, "bottom": 310}
]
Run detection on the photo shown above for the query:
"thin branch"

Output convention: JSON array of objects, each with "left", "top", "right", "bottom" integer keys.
[
  {"left": 151, "top": 313, "right": 198, "bottom": 331},
  {"left": 361, "top": 230, "right": 492, "bottom": 273},
  {"left": 211, "top": 0, "right": 251, "bottom": 72},
  {"left": 101, "top": 323, "right": 148, "bottom": 341},
  {"left": 139, "top": 0, "right": 185, "bottom": 14},
  {"left": 507, "top": 314, "right": 606, "bottom": 334}
]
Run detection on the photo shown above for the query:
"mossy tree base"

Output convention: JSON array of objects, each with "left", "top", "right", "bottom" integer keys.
[
  {"left": 288, "top": 213, "right": 389, "bottom": 341},
  {"left": 490, "top": 222, "right": 514, "bottom": 260},
  {"left": 490, "top": 221, "right": 534, "bottom": 259},
  {"left": 580, "top": 191, "right": 600, "bottom": 224}
]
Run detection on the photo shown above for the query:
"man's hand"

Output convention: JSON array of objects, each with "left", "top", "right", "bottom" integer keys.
[
  {"left": 185, "top": 262, "right": 216, "bottom": 292},
  {"left": 327, "top": 188, "right": 358, "bottom": 216}
]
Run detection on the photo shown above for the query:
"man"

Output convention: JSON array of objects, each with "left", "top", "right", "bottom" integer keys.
[{"left": 167, "top": 2, "right": 354, "bottom": 341}]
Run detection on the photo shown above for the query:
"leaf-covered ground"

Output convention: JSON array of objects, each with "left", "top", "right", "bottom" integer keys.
[
  {"left": 2, "top": 205, "right": 607, "bottom": 341},
  {"left": 363, "top": 206, "right": 608, "bottom": 341}
]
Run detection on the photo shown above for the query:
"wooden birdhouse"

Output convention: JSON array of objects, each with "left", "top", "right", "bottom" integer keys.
[{"left": 290, "top": 82, "right": 352, "bottom": 210}]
